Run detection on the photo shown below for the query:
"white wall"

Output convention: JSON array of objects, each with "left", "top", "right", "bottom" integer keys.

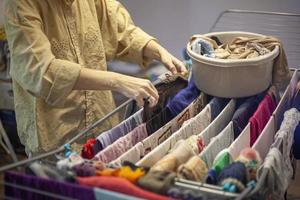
[{"left": 121, "top": 0, "right": 300, "bottom": 58}]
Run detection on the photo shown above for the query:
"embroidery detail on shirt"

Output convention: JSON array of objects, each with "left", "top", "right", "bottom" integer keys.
[
  {"left": 82, "top": 26, "right": 105, "bottom": 67},
  {"left": 50, "top": 38, "right": 69, "bottom": 59}
]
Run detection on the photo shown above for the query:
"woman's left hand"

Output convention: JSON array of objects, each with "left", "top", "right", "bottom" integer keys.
[{"left": 143, "top": 40, "right": 188, "bottom": 76}]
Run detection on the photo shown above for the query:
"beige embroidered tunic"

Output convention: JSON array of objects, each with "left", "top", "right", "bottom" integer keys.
[{"left": 5, "top": 0, "right": 154, "bottom": 154}]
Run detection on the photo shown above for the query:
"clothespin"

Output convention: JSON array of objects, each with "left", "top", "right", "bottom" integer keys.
[{"left": 64, "top": 144, "right": 72, "bottom": 158}]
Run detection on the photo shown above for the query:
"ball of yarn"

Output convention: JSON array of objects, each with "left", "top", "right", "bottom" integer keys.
[
  {"left": 236, "top": 148, "right": 262, "bottom": 181},
  {"left": 212, "top": 148, "right": 232, "bottom": 175},
  {"left": 205, "top": 169, "right": 218, "bottom": 185},
  {"left": 218, "top": 162, "right": 247, "bottom": 193}
]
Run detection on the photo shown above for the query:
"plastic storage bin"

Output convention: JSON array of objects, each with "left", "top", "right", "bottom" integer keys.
[{"left": 187, "top": 31, "right": 279, "bottom": 98}]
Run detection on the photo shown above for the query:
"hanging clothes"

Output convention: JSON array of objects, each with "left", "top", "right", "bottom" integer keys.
[
  {"left": 252, "top": 117, "right": 276, "bottom": 160},
  {"left": 228, "top": 124, "right": 251, "bottom": 160},
  {"left": 199, "top": 122, "right": 234, "bottom": 168},
  {"left": 94, "top": 109, "right": 143, "bottom": 155},
  {"left": 232, "top": 92, "right": 265, "bottom": 138},
  {"left": 249, "top": 93, "right": 277, "bottom": 146},
  {"left": 94, "top": 124, "right": 148, "bottom": 163},
  {"left": 143, "top": 74, "right": 188, "bottom": 134},
  {"left": 110, "top": 93, "right": 206, "bottom": 167}
]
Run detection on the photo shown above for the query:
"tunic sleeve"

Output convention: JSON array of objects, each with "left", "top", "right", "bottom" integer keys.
[
  {"left": 97, "top": 0, "right": 157, "bottom": 67},
  {"left": 5, "top": 0, "right": 82, "bottom": 107}
]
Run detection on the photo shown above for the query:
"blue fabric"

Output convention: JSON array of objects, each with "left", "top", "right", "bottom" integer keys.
[
  {"left": 94, "top": 188, "right": 140, "bottom": 200},
  {"left": 191, "top": 38, "right": 215, "bottom": 58},
  {"left": 209, "top": 98, "right": 230, "bottom": 121},
  {"left": 232, "top": 92, "right": 265, "bottom": 138},
  {"left": 293, "top": 91, "right": 300, "bottom": 112},
  {"left": 205, "top": 169, "right": 218, "bottom": 185},
  {"left": 293, "top": 123, "right": 300, "bottom": 159},
  {"left": 166, "top": 78, "right": 200, "bottom": 119}
]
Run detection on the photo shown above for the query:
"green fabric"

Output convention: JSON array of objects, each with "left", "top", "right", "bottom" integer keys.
[{"left": 212, "top": 150, "right": 232, "bottom": 175}]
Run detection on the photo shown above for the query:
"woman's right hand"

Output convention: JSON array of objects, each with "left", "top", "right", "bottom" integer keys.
[
  {"left": 74, "top": 68, "right": 159, "bottom": 107},
  {"left": 113, "top": 74, "right": 159, "bottom": 107}
]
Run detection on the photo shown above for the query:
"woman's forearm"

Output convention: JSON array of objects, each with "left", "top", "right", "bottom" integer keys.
[
  {"left": 73, "top": 68, "right": 159, "bottom": 107},
  {"left": 73, "top": 68, "right": 120, "bottom": 91}
]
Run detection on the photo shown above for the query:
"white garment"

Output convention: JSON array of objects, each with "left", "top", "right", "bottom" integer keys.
[
  {"left": 273, "top": 84, "right": 292, "bottom": 131},
  {"left": 257, "top": 147, "right": 291, "bottom": 200},
  {"left": 228, "top": 123, "right": 250, "bottom": 160},
  {"left": 137, "top": 104, "right": 212, "bottom": 167},
  {"left": 137, "top": 99, "right": 236, "bottom": 167},
  {"left": 253, "top": 117, "right": 275, "bottom": 160},
  {"left": 198, "top": 99, "right": 236, "bottom": 145},
  {"left": 199, "top": 122, "right": 234, "bottom": 168},
  {"left": 275, "top": 108, "right": 300, "bottom": 178},
  {"left": 111, "top": 94, "right": 204, "bottom": 166}
]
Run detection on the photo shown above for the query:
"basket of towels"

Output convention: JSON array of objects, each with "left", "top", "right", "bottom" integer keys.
[{"left": 187, "top": 31, "right": 289, "bottom": 98}]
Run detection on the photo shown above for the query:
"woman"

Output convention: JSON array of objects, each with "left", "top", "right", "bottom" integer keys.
[{"left": 4, "top": 0, "right": 187, "bottom": 155}]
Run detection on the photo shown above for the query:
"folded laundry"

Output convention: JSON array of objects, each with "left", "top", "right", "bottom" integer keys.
[
  {"left": 78, "top": 176, "right": 171, "bottom": 200},
  {"left": 177, "top": 155, "right": 208, "bottom": 182},
  {"left": 5, "top": 171, "right": 95, "bottom": 200},
  {"left": 96, "top": 166, "right": 145, "bottom": 183},
  {"left": 137, "top": 170, "right": 176, "bottom": 195},
  {"left": 150, "top": 140, "right": 196, "bottom": 172}
]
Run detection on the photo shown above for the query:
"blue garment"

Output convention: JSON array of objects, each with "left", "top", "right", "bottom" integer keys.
[
  {"left": 293, "top": 90, "right": 300, "bottom": 112},
  {"left": 96, "top": 110, "right": 143, "bottom": 153},
  {"left": 209, "top": 97, "right": 230, "bottom": 121},
  {"left": 191, "top": 38, "right": 215, "bottom": 58},
  {"left": 293, "top": 123, "right": 300, "bottom": 159},
  {"left": 94, "top": 188, "right": 141, "bottom": 200},
  {"left": 166, "top": 78, "right": 200, "bottom": 119},
  {"left": 232, "top": 92, "right": 265, "bottom": 138}
]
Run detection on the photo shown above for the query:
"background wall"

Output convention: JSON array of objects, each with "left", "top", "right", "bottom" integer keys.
[
  {"left": 0, "top": 0, "right": 299, "bottom": 57},
  {"left": 120, "top": 0, "right": 300, "bottom": 58},
  {"left": 0, "top": 0, "right": 4, "bottom": 26}
]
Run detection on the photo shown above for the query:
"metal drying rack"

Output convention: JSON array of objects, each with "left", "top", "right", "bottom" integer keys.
[{"left": 1, "top": 9, "right": 300, "bottom": 200}]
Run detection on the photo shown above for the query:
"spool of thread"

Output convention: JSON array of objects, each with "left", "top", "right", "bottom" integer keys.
[
  {"left": 218, "top": 162, "right": 247, "bottom": 193},
  {"left": 236, "top": 148, "right": 262, "bottom": 181}
]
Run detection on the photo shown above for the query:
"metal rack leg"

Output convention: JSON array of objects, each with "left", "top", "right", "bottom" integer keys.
[{"left": 0, "top": 120, "right": 18, "bottom": 162}]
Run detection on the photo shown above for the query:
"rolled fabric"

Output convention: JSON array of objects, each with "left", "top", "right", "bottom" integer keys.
[
  {"left": 137, "top": 170, "right": 176, "bottom": 195},
  {"left": 236, "top": 148, "right": 262, "bottom": 181},
  {"left": 151, "top": 140, "right": 195, "bottom": 172},
  {"left": 177, "top": 155, "right": 208, "bottom": 181}
]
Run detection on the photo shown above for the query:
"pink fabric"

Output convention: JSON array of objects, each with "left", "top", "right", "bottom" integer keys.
[
  {"left": 249, "top": 94, "right": 276, "bottom": 146},
  {"left": 77, "top": 176, "right": 171, "bottom": 200},
  {"left": 94, "top": 124, "right": 148, "bottom": 163}
]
